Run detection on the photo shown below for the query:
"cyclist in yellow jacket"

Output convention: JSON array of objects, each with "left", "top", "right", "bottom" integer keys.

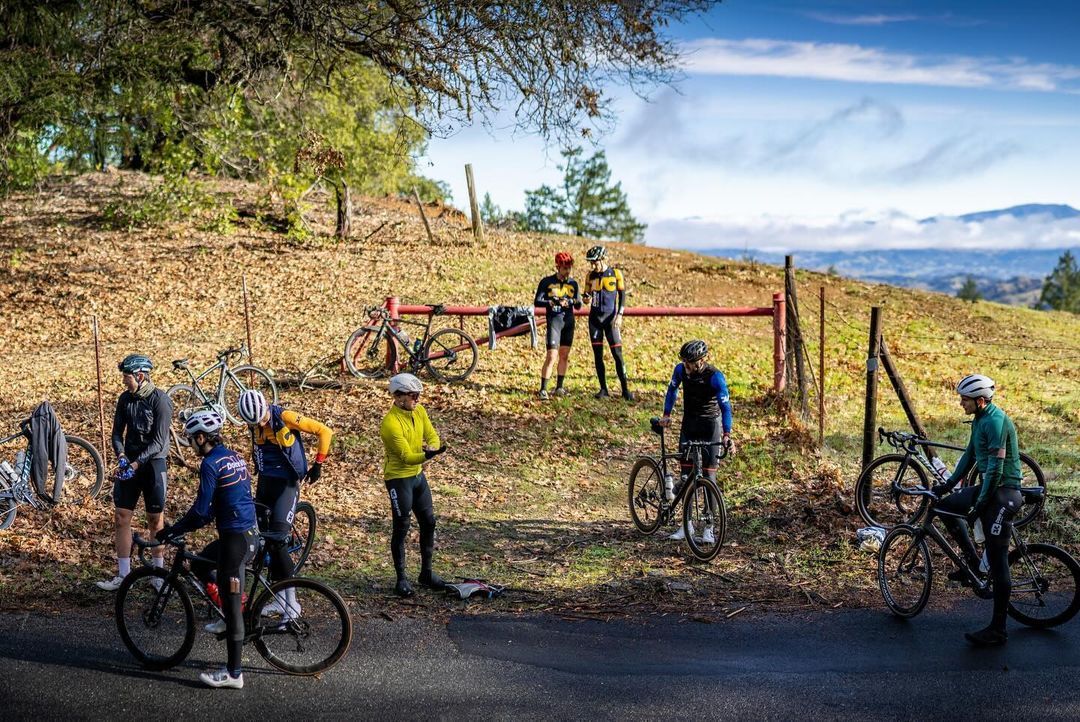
[
  {"left": 238, "top": 390, "right": 332, "bottom": 591},
  {"left": 379, "top": 373, "right": 447, "bottom": 597}
]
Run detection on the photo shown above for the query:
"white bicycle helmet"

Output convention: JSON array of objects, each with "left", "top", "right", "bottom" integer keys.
[
  {"left": 238, "top": 389, "right": 269, "bottom": 425},
  {"left": 956, "top": 374, "right": 995, "bottom": 399},
  {"left": 183, "top": 409, "right": 224, "bottom": 437},
  {"left": 389, "top": 373, "right": 423, "bottom": 395}
]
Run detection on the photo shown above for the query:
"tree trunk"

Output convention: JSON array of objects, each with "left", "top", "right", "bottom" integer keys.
[{"left": 335, "top": 179, "right": 352, "bottom": 239}]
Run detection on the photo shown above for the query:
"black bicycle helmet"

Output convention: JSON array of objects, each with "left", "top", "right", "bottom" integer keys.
[
  {"left": 679, "top": 340, "right": 708, "bottom": 362},
  {"left": 585, "top": 245, "right": 607, "bottom": 262},
  {"left": 118, "top": 354, "right": 153, "bottom": 374}
]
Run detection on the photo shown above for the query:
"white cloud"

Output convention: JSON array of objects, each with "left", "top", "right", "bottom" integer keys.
[
  {"left": 680, "top": 39, "right": 1080, "bottom": 93},
  {"left": 646, "top": 212, "right": 1080, "bottom": 253},
  {"left": 803, "top": 12, "right": 986, "bottom": 28}
]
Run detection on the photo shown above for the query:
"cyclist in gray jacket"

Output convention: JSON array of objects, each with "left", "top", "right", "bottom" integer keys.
[{"left": 96, "top": 354, "right": 173, "bottom": 591}]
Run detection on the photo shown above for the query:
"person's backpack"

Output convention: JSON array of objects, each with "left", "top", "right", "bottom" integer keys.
[{"left": 487, "top": 306, "right": 537, "bottom": 350}]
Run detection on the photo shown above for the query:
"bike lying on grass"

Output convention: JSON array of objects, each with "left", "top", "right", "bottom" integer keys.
[
  {"left": 878, "top": 484, "right": 1080, "bottom": 627},
  {"left": 0, "top": 420, "right": 104, "bottom": 530},
  {"left": 118, "top": 533, "right": 351, "bottom": 675},
  {"left": 343, "top": 304, "right": 479, "bottom": 382},
  {"left": 855, "top": 428, "right": 1046, "bottom": 530},
  {"left": 628, "top": 417, "right": 730, "bottom": 561}
]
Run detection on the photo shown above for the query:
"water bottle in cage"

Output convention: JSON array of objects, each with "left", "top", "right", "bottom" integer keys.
[
  {"left": 0, "top": 460, "right": 18, "bottom": 484},
  {"left": 663, "top": 474, "right": 675, "bottom": 502},
  {"left": 930, "top": 456, "right": 949, "bottom": 481}
]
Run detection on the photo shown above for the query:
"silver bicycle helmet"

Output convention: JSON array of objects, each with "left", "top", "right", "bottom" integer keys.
[
  {"left": 237, "top": 389, "right": 269, "bottom": 425},
  {"left": 389, "top": 373, "right": 423, "bottom": 395},
  {"left": 956, "top": 374, "right": 995, "bottom": 399},
  {"left": 183, "top": 409, "right": 224, "bottom": 437}
]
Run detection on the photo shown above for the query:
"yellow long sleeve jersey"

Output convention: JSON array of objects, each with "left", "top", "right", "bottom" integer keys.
[
  {"left": 253, "top": 409, "right": 333, "bottom": 479},
  {"left": 380, "top": 404, "right": 440, "bottom": 481}
]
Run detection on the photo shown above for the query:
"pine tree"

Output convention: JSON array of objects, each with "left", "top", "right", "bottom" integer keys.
[
  {"left": 957, "top": 276, "right": 981, "bottom": 303},
  {"left": 1039, "top": 250, "right": 1080, "bottom": 312},
  {"left": 522, "top": 147, "right": 645, "bottom": 242}
]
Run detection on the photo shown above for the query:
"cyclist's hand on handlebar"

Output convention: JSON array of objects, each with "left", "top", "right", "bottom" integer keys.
[
  {"left": 723, "top": 433, "right": 735, "bottom": 457},
  {"left": 931, "top": 483, "right": 951, "bottom": 499},
  {"left": 156, "top": 525, "right": 178, "bottom": 543},
  {"left": 306, "top": 461, "right": 322, "bottom": 484},
  {"left": 424, "top": 445, "right": 447, "bottom": 460}
]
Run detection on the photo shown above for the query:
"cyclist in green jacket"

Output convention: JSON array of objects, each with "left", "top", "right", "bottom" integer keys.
[{"left": 931, "top": 374, "right": 1024, "bottom": 647}]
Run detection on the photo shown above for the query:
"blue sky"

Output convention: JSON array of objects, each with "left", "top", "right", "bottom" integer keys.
[{"left": 420, "top": 1, "right": 1080, "bottom": 251}]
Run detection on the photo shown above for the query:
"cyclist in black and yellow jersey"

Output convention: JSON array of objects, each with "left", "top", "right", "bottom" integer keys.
[
  {"left": 534, "top": 251, "right": 582, "bottom": 400},
  {"left": 237, "top": 390, "right": 332, "bottom": 596},
  {"left": 583, "top": 245, "right": 633, "bottom": 400}
]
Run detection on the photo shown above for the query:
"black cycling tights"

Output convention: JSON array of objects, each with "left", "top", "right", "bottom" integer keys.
[
  {"left": 256, "top": 474, "right": 299, "bottom": 581},
  {"left": 385, "top": 473, "right": 436, "bottom": 581},
  {"left": 195, "top": 528, "right": 257, "bottom": 677},
  {"left": 940, "top": 485, "right": 1023, "bottom": 631}
]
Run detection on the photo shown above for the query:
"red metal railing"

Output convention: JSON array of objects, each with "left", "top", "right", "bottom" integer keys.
[{"left": 381, "top": 294, "right": 787, "bottom": 393}]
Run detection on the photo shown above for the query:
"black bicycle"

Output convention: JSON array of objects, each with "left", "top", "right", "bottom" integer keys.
[
  {"left": 878, "top": 485, "right": 1080, "bottom": 626},
  {"left": 116, "top": 533, "right": 351, "bottom": 675},
  {"left": 343, "top": 304, "right": 479, "bottom": 382},
  {"left": 855, "top": 428, "right": 1046, "bottom": 529},
  {"left": 628, "top": 417, "right": 730, "bottom": 561}
]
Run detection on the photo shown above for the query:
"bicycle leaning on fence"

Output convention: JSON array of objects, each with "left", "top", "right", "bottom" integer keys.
[
  {"left": 117, "top": 532, "right": 351, "bottom": 675},
  {"left": 343, "top": 304, "right": 479, "bottom": 382},
  {"left": 855, "top": 428, "right": 1046, "bottom": 530},
  {"left": 0, "top": 419, "right": 105, "bottom": 529},
  {"left": 877, "top": 483, "right": 1080, "bottom": 627},
  {"left": 628, "top": 417, "right": 730, "bottom": 561}
]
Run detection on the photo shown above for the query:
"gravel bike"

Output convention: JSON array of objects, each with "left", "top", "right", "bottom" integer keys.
[
  {"left": 118, "top": 533, "right": 351, "bottom": 675},
  {"left": 877, "top": 484, "right": 1080, "bottom": 627},
  {"left": 628, "top": 417, "right": 730, "bottom": 561},
  {"left": 344, "top": 304, "right": 479, "bottom": 382},
  {"left": 855, "top": 428, "right": 1046, "bottom": 529},
  {"left": 0, "top": 420, "right": 104, "bottom": 529}
]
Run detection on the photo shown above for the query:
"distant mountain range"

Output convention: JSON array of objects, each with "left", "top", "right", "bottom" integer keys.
[{"left": 701, "top": 204, "right": 1078, "bottom": 307}]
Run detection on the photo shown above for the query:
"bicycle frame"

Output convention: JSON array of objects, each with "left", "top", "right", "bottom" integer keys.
[
  {"left": 180, "top": 355, "right": 247, "bottom": 409},
  {"left": 652, "top": 424, "right": 727, "bottom": 515},
  {"left": 364, "top": 306, "right": 460, "bottom": 369}
]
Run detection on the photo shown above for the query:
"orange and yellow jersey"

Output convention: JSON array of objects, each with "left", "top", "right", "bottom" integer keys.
[
  {"left": 253, "top": 408, "right": 333, "bottom": 479},
  {"left": 586, "top": 266, "right": 625, "bottom": 316}
]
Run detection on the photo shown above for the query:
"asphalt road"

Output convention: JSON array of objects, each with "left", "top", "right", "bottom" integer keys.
[{"left": 2, "top": 599, "right": 1079, "bottom": 720}]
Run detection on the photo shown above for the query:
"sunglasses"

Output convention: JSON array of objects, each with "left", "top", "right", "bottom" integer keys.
[{"left": 396, "top": 391, "right": 420, "bottom": 400}]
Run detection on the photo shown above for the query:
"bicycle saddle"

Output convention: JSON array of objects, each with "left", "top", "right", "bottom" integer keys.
[
  {"left": 1020, "top": 486, "right": 1045, "bottom": 504},
  {"left": 172, "top": 359, "right": 189, "bottom": 370}
]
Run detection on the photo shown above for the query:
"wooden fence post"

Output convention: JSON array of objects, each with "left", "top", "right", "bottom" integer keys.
[
  {"left": 92, "top": 316, "right": 108, "bottom": 466},
  {"left": 819, "top": 286, "right": 826, "bottom": 447},
  {"left": 862, "top": 307, "right": 882, "bottom": 471},
  {"left": 412, "top": 187, "right": 435, "bottom": 244},
  {"left": 242, "top": 274, "right": 255, "bottom": 365},
  {"left": 465, "top": 163, "right": 485, "bottom": 243},
  {"left": 879, "top": 340, "right": 936, "bottom": 459},
  {"left": 784, "top": 256, "right": 809, "bottom": 417}
]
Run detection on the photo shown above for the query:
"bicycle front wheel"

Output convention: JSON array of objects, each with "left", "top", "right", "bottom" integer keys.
[
  {"left": 424, "top": 328, "right": 479, "bottom": 383},
  {"left": 628, "top": 457, "right": 666, "bottom": 535},
  {"left": 165, "top": 384, "right": 208, "bottom": 467},
  {"left": 1007, "top": 543, "right": 1080, "bottom": 628},
  {"left": 854, "top": 454, "right": 930, "bottom": 529},
  {"left": 682, "top": 477, "right": 726, "bottom": 561},
  {"left": 0, "top": 477, "right": 17, "bottom": 530},
  {"left": 877, "top": 525, "right": 932, "bottom": 618},
  {"left": 115, "top": 567, "right": 195, "bottom": 670},
  {"left": 60, "top": 435, "right": 104, "bottom": 504},
  {"left": 344, "top": 326, "right": 396, "bottom": 378},
  {"left": 251, "top": 577, "right": 352, "bottom": 675},
  {"left": 288, "top": 501, "right": 317, "bottom": 575},
  {"left": 224, "top": 366, "right": 279, "bottom": 424}
]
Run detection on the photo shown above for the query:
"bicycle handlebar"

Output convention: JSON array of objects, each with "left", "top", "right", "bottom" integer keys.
[
  {"left": 648, "top": 417, "right": 730, "bottom": 458},
  {"left": 132, "top": 533, "right": 183, "bottom": 549},
  {"left": 216, "top": 345, "right": 246, "bottom": 361}
]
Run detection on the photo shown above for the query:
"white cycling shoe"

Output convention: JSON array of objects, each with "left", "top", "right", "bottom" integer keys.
[
  {"left": 668, "top": 522, "right": 694, "bottom": 541},
  {"left": 95, "top": 575, "right": 125, "bottom": 592},
  {"left": 204, "top": 618, "right": 226, "bottom": 634},
  {"left": 702, "top": 527, "right": 716, "bottom": 545},
  {"left": 199, "top": 667, "right": 244, "bottom": 689}
]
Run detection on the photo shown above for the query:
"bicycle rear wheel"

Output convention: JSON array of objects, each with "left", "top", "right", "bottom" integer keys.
[
  {"left": 1007, "top": 543, "right": 1080, "bottom": 628},
  {"left": 628, "top": 457, "right": 666, "bottom": 534},
  {"left": 287, "top": 501, "right": 317, "bottom": 575},
  {"left": 854, "top": 454, "right": 930, "bottom": 529},
  {"left": 115, "top": 567, "right": 195, "bottom": 670},
  {"left": 344, "top": 326, "right": 396, "bottom": 378},
  {"left": 0, "top": 477, "right": 17, "bottom": 530},
  {"left": 877, "top": 525, "right": 932, "bottom": 618},
  {"left": 966, "top": 453, "right": 1046, "bottom": 528},
  {"left": 60, "top": 435, "right": 104, "bottom": 504},
  {"left": 682, "top": 477, "right": 726, "bottom": 561},
  {"left": 424, "top": 328, "right": 479, "bottom": 383},
  {"left": 251, "top": 577, "right": 352, "bottom": 675},
  {"left": 224, "top": 366, "right": 279, "bottom": 424}
]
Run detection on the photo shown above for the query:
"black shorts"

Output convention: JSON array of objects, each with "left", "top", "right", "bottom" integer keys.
[
  {"left": 113, "top": 457, "right": 167, "bottom": 514},
  {"left": 588, "top": 314, "right": 622, "bottom": 348},
  {"left": 255, "top": 474, "right": 299, "bottom": 540},
  {"left": 545, "top": 313, "right": 575, "bottom": 350}
]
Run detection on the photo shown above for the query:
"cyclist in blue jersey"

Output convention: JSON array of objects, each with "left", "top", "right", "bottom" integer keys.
[
  {"left": 658, "top": 340, "right": 735, "bottom": 542},
  {"left": 158, "top": 409, "right": 258, "bottom": 689},
  {"left": 535, "top": 251, "right": 582, "bottom": 399},
  {"left": 583, "top": 245, "right": 633, "bottom": 400}
]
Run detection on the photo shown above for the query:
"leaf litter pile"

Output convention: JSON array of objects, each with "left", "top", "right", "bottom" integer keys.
[{"left": 2, "top": 171, "right": 1077, "bottom": 622}]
